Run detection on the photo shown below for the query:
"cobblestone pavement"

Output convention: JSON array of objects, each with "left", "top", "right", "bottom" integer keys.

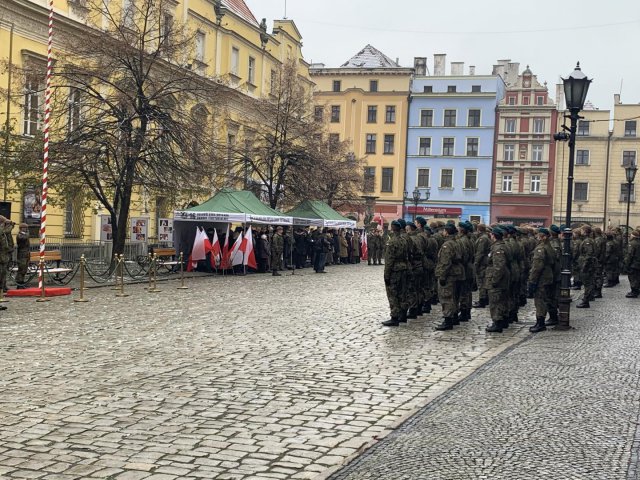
[
  {"left": 331, "top": 279, "right": 640, "bottom": 480},
  {"left": 0, "top": 264, "right": 531, "bottom": 479}
]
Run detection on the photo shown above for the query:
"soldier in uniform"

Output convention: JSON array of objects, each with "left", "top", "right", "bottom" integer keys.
[
  {"left": 406, "top": 221, "right": 426, "bottom": 319},
  {"left": 624, "top": 229, "right": 640, "bottom": 298},
  {"left": 417, "top": 217, "right": 437, "bottom": 314},
  {"left": 271, "top": 226, "right": 284, "bottom": 276},
  {"left": 614, "top": 227, "right": 624, "bottom": 285},
  {"left": 545, "top": 225, "right": 563, "bottom": 326},
  {"left": 571, "top": 228, "right": 583, "bottom": 290},
  {"left": 456, "top": 222, "right": 474, "bottom": 322},
  {"left": 576, "top": 225, "right": 597, "bottom": 308},
  {"left": 434, "top": 223, "right": 464, "bottom": 331},
  {"left": 528, "top": 228, "right": 557, "bottom": 333},
  {"left": 603, "top": 229, "right": 620, "bottom": 288},
  {"left": 374, "top": 229, "right": 384, "bottom": 265},
  {"left": 0, "top": 217, "right": 14, "bottom": 292},
  {"left": 367, "top": 226, "right": 378, "bottom": 266},
  {"left": 472, "top": 224, "right": 490, "bottom": 308},
  {"left": 504, "top": 225, "right": 523, "bottom": 324},
  {"left": 16, "top": 223, "right": 30, "bottom": 289},
  {"left": 485, "top": 227, "right": 510, "bottom": 333},
  {"left": 593, "top": 227, "right": 606, "bottom": 298},
  {"left": 382, "top": 220, "right": 409, "bottom": 326}
]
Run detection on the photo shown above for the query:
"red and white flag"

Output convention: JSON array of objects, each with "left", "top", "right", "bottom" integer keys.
[
  {"left": 220, "top": 224, "right": 231, "bottom": 269},
  {"left": 240, "top": 226, "right": 258, "bottom": 270},
  {"left": 210, "top": 228, "right": 221, "bottom": 269},
  {"left": 187, "top": 227, "right": 207, "bottom": 272},
  {"left": 361, "top": 229, "right": 368, "bottom": 261},
  {"left": 230, "top": 232, "right": 244, "bottom": 266}
]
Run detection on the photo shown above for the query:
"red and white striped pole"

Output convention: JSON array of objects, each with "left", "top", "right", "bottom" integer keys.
[{"left": 39, "top": 0, "right": 54, "bottom": 289}]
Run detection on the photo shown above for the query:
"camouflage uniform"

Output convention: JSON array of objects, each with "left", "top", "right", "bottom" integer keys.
[
  {"left": 407, "top": 229, "right": 426, "bottom": 317},
  {"left": 604, "top": 233, "right": 620, "bottom": 287},
  {"left": 16, "top": 225, "right": 31, "bottom": 287},
  {"left": 547, "top": 230, "right": 563, "bottom": 326},
  {"left": 420, "top": 229, "right": 438, "bottom": 312},
  {"left": 572, "top": 230, "right": 583, "bottom": 289},
  {"left": 383, "top": 229, "right": 408, "bottom": 324},
  {"left": 367, "top": 231, "right": 377, "bottom": 265},
  {"left": 593, "top": 228, "right": 606, "bottom": 297},
  {"left": 271, "top": 231, "right": 284, "bottom": 275},
  {"left": 624, "top": 232, "right": 640, "bottom": 297},
  {"left": 528, "top": 234, "right": 557, "bottom": 332},
  {"left": 434, "top": 231, "right": 464, "bottom": 330},
  {"left": 576, "top": 228, "right": 597, "bottom": 307},
  {"left": 456, "top": 226, "right": 474, "bottom": 321},
  {"left": 473, "top": 229, "right": 490, "bottom": 307},
  {"left": 0, "top": 222, "right": 11, "bottom": 291},
  {"left": 485, "top": 232, "right": 510, "bottom": 332}
]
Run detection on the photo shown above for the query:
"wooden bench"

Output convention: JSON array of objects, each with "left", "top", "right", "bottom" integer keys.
[
  {"left": 12, "top": 250, "right": 73, "bottom": 277},
  {"left": 149, "top": 247, "right": 179, "bottom": 270}
]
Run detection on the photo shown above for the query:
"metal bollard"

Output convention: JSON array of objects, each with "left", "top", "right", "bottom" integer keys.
[
  {"left": 177, "top": 252, "right": 188, "bottom": 290},
  {"left": 115, "top": 254, "right": 129, "bottom": 297},
  {"left": 148, "top": 253, "right": 161, "bottom": 293},
  {"left": 36, "top": 258, "right": 50, "bottom": 302},
  {"left": 74, "top": 255, "right": 89, "bottom": 303}
]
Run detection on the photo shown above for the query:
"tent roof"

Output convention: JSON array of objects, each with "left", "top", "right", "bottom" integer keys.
[
  {"left": 287, "top": 200, "right": 352, "bottom": 222},
  {"left": 188, "top": 188, "right": 285, "bottom": 216}
]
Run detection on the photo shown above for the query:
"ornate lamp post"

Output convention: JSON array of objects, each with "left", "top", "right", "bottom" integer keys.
[
  {"left": 553, "top": 62, "right": 592, "bottom": 330},
  {"left": 404, "top": 187, "right": 431, "bottom": 222},
  {"left": 625, "top": 164, "right": 638, "bottom": 250}
]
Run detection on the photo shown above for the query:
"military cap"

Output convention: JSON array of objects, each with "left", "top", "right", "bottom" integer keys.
[
  {"left": 444, "top": 223, "right": 457, "bottom": 234},
  {"left": 424, "top": 226, "right": 433, "bottom": 234},
  {"left": 406, "top": 221, "right": 417, "bottom": 229},
  {"left": 492, "top": 226, "right": 505, "bottom": 237},
  {"left": 559, "top": 224, "right": 567, "bottom": 230},
  {"left": 415, "top": 216, "right": 427, "bottom": 226},
  {"left": 632, "top": 229, "right": 640, "bottom": 238},
  {"left": 397, "top": 218, "right": 407, "bottom": 229},
  {"left": 19, "top": 223, "right": 29, "bottom": 229},
  {"left": 391, "top": 220, "right": 401, "bottom": 229},
  {"left": 550, "top": 224, "right": 561, "bottom": 234},
  {"left": 538, "top": 227, "right": 550, "bottom": 236}
]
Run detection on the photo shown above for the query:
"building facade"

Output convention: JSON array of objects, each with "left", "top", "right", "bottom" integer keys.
[
  {"left": 309, "top": 45, "right": 413, "bottom": 222},
  {"left": 491, "top": 63, "right": 558, "bottom": 226},
  {"left": 405, "top": 55, "right": 505, "bottom": 224}
]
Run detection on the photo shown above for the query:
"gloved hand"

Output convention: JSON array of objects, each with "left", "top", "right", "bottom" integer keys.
[
  {"left": 527, "top": 283, "right": 537, "bottom": 298},
  {"left": 439, "top": 278, "right": 446, "bottom": 287}
]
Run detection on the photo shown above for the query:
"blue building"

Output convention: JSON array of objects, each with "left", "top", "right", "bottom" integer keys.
[{"left": 405, "top": 55, "right": 505, "bottom": 224}]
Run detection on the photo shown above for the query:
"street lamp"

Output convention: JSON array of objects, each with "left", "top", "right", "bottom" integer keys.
[
  {"left": 554, "top": 62, "right": 592, "bottom": 330},
  {"left": 404, "top": 187, "right": 431, "bottom": 221},
  {"left": 625, "top": 164, "right": 638, "bottom": 250}
]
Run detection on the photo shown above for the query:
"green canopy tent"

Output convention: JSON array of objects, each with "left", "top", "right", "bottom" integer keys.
[{"left": 287, "top": 200, "right": 357, "bottom": 228}]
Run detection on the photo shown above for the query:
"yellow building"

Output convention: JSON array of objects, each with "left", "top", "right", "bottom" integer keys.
[
  {"left": 0, "top": 0, "right": 309, "bottom": 243},
  {"left": 310, "top": 45, "right": 413, "bottom": 222}
]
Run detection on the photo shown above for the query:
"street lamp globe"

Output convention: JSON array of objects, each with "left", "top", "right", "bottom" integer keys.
[
  {"left": 562, "top": 62, "right": 592, "bottom": 111},
  {"left": 625, "top": 165, "right": 638, "bottom": 184},
  {"left": 412, "top": 187, "right": 421, "bottom": 204}
]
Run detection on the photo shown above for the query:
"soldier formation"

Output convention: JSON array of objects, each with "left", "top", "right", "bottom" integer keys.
[{"left": 381, "top": 218, "right": 640, "bottom": 333}]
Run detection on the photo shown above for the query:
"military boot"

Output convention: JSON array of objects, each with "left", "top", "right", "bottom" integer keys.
[
  {"left": 398, "top": 310, "right": 408, "bottom": 323},
  {"left": 435, "top": 317, "right": 453, "bottom": 331},
  {"left": 381, "top": 317, "right": 400, "bottom": 327},
  {"left": 272, "top": 271, "right": 281, "bottom": 276},
  {"left": 422, "top": 301, "right": 432, "bottom": 314},
  {"left": 472, "top": 298, "right": 487, "bottom": 308},
  {"left": 451, "top": 313, "right": 461, "bottom": 326},
  {"left": 458, "top": 308, "right": 471, "bottom": 322},
  {"left": 407, "top": 307, "right": 419, "bottom": 319},
  {"left": 519, "top": 295, "right": 527, "bottom": 307},
  {"left": 576, "top": 298, "right": 590, "bottom": 308},
  {"left": 545, "top": 310, "right": 559, "bottom": 326},
  {"left": 485, "top": 321, "right": 503, "bottom": 333},
  {"left": 594, "top": 289, "right": 603, "bottom": 299},
  {"left": 529, "top": 316, "right": 547, "bottom": 333},
  {"left": 625, "top": 289, "right": 639, "bottom": 298}
]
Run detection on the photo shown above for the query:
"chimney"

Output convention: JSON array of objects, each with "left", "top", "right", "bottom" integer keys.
[
  {"left": 492, "top": 64, "right": 505, "bottom": 79},
  {"left": 507, "top": 62, "right": 520, "bottom": 86},
  {"left": 614, "top": 93, "right": 621, "bottom": 105},
  {"left": 434, "top": 54, "right": 446, "bottom": 76},
  {"left": 469, "top": 65, "right": 476, "bottom": 76},
  {"left": 451, "top": 62, "right": 464, "bottom": 76},
  {"left": 498, "top": 58, "right": 510, "bottom": 68},
  {"left": 414, "top": 57, "right": 427, "bottom": 76},
  {"left": 556, "top": 83, "right": 565, "bottom": 111}
]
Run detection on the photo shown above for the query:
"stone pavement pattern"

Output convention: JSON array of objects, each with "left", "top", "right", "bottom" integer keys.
[
  {"left": 331, "top": 279, "right": 640, "bottom": 480},
  {"left": 0, "top": 264, "right": 530, "bottom": 479}
]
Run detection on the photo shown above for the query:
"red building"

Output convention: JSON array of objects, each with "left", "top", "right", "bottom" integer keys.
[{"left": 491, "top": 62, "right": 558, "bottom": 226}]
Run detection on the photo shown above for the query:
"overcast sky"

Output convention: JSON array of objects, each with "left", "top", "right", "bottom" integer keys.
[{"left": 245, "top": 0, "right": 640, "bottom": 113}]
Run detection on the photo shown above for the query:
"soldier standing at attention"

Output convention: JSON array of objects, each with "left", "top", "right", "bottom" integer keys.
[
  {"left": 367, "top": 226, "right": 377, "bottom": 265},
  {"left": 271, "top": 226, "right": 284, "bottom": 276},
  {"left": 576, "top": 225, "right": 597, "bottom": 308},
  {"left": 624, "top": 229, "right": 640, "bottom": 298},
  {"left": 572, "top": 228, "right": 583, "bottom": 290},
  {"left": 604, "top": 229, "right": 620, "bottom": 288},
  {"left": 434, "top": 223, "right": 463, "bottom": 331},
  {"left": 382, "top": 220, "right": 409, "bottom": 326},
  {"left": 416, "top": 217, "right": 437, "bottom": 314},
  {"left": 0, "top": 217, "right": 13, "bottom": 293},
  {"left": 485, "top": 227, "right": 510, "bottom": 333},
  {"left": 593, "top": 226, "right": 606, "bottom": 299},
  {"left": 545, "top": 225, "right": 563, "bottom": 327},
  {"left": 473, "top": 224, "right": 490, "bottom": 308},
  {"left": 456, "top": 222, "right": 474, "bottom": 322},
  {"left": 16, "top": 223, "right": 31, "bottom": 289},
  {"left": 528, "top": 228, "right": 557, "bottom": 333},
  {"left": 406, "top": 221, "right": 426, "bottom": 319}
]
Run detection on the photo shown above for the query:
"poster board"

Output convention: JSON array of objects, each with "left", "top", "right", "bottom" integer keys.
[
  {"left": 131, "top": 217, "right": 149, "bottom": 242},
  {"left": 100, "top": 215, "right": 113, "bottom": 242},
  {"left": 158, "top": 218, "right": 174, "bottom": 242},
  {"left": 23, "top": 187, "right": 41, "bottom": 225}
]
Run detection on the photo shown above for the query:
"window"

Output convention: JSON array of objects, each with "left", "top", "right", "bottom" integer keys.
[
  {"left": 367, "top": 105, "right": 377, "bottom": 123},
  {"left": 522, "top": 96, "right": 530, "bottom": 105},
  {"left": 314, "top": 106, "right": 323, "bottom": 122},
  {"left": 468, "top": 109, "right": 481, "bottom": 127},
  {"left": 381, "top": 167, "right": 393, "bottom": 192},
  {"left": 418, "top": 137, "right": 431, "bottom": 156},
  {"left": 332, "top": 80, "right": 341, "bottom": 92},
  {"left": 195, "top": 31, "right": 205, "bottom": 63},
  {"left": 505, "top": 119, "right": 516, "bottom": 133},
  {"left": 504, "top": 144, "right": 515, "bottom": 161},
  {"left": 464, "top": 169, "right": 478, "bottom": 189},
  {"left": 330, "top": 105, "right": 340, "bottom": 123},
  {"left": 67, "top": 88, "right": 81, "bottom": 133},
  {"left": 620, "top": 183, "right": 636, "bottom": 202},
  {"left": 623, "top": 151, "right": 637, "bottom": 166},
  {"left": 508, "top": 96, "right": 516, "bottom": 105},
  {"left": 423, "top": 85, "right": 433, "bottom": 93},
  {"left": 122, "top": 0, "right": 134, "bottom": 27},
  {"left": 420, "top": 109, "right": 433, "bottom": 127},
  {"left": 329, "top": 133, "right": 339, "bottom": 152},
  {"left": 471, "top": 85, "right": 481, "bottom": 93},
  {"left": 532, "top": 144, "right": 543, "bottom": 162},
  {"left": 383, "top": 134, "right": 395, "bottom": 154},
  {"left": 417, "top": 168, "right": 430, "bottom": 188},
  {"left": 531, "top": 175, "right": 541, "bottom": 193},
  {"left": 440, "top": 169, "right": 453, "bottom": 188},
  {"left": 444, "top": 109, "right": 456, "bottom": 127},
  {"left": 502, "top": 175, "right": 513, "bottom": 193},
  {"left": 231, "top": 47, "right": 239, "bottom": 75},
  {"left": 466, "top": 138, "right": 479, "bottom": 157},
  {"left": 364, "top": 167, "right": 375, "bottom": 193},
  {"left": 469, "top": 215, "right": 482, "bottom": 223},
  {"left": 23, "top": 74, "right": 42, "bottom": 136},
  {"left": 576, "top": 149, "right": 590, "bottom": 165},
  {"left": 365, "top": 134, "right": 376, "bottom": 154},
  {"left": 64, "top": 191, "right": 83, "bottom": 238},
  {"left": 161, "top": 13, "right": 173, "bottom": 47},
  {"left": 385, "top": 106, "right": 396, "bottom": 123},
  {"left": 270, "top": 69, "right": 277, "bottom": 94},
  {"left": 625, "top": 121, "right": 637, "bottom": 137},
  {"left": 574, "top": 182, "right": 589, "bottom": 201},
  {"left": 442, "top": 137, "right": 455, "bottom": 156},
  {"left": 248, "top": 56, "right": 256, "bottom": 84},
  {"left": 536, "top": 96, "right": 545, "bottom": 105},
  {"left": 447, "top": 85, "right": 456, "bottom": 93},
  {"left": 577, "top": 120, "right": 590, "bottom": 136},
  {"left": 370, "top": 80, "right": 378, "bottom": 92},
  {"left": 533, "top": 118, "right": 545, "bottom": 133}
]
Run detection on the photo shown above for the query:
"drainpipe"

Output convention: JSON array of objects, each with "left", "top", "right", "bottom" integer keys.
[
  {"left": 402, "top": 76, "right": 413, "bottom": 220},
  {"left": 3, "top": 23, "right": 14, "bottom": 202},
  {"left": 602, "top": 129, "right": 613, "bottom": 229}
]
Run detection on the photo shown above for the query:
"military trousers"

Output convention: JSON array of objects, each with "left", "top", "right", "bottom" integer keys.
[
  {"left": 459, "top": 276, "right": 473, "bottom": 310},
  {"left": 386, "top": 270, "right": 408, "bottom": 318},
  {"left": 438, "top": 279, "right": 460, "bottom": 319},
  {"left": 271, "top": 252, "right": 283, "bottom": 272},
  {"left": 0, "top": 261, "right": 7, "bottom": 290},
  {"left": 581, "top": 267, "right": 596, "bottom": 300},
  {"left": 16, "top": 258, "right": 29, "bottom": 284},
  {"left": 488, "top": 288, "right": 509, "bottom": 322},
  {"left": 407, "top": 266, "right": 423, "bottom": 309},
  {"left": 476, "top": 268, "right": 488, "bottom": 302},
  {"left": 422, "top": 268, "right": 435, "bottom": 304},
  {"left": 534, "top": 283, "right": 554, "bottom": 318},
  {"left": 629, "top": 269, "right": 640, "bottom": 291}
]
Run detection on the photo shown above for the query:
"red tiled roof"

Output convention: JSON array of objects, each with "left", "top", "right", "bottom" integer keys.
[{"left": 223, "top": 0, "right": 259, "bottom": 27}]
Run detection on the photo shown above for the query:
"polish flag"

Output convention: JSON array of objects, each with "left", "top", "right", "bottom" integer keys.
[
  {"left": 187, "top": 227, "right": 207, "bottom": 272},
  {"left": 210, "top": 228, "right": 222, "bottom": 269},
  {"left": 230, "top": 232, "right": 244, "bottom": 266},
  {"left": 361, "top": 230, "right": 368, "bottom": 261},
  {"left": 240, "top": 226, "right": 258, "bottom": 270},
  {"left": 220, "top": 224, "right": 231, "bottom": 269}
]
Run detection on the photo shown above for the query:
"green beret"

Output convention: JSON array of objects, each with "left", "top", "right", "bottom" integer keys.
[
  {"left": 416, "top": 216, "right": 427, "bottom": 226},
  {"left": 406, "top": 221, "right": 417, "bottom": 229},
  {"left": 397, "top": 218, "right": 407, "bottom": 229},
  {"left": 391, "top": 220, "right": 401, "bottom": 228},
  {"left": 492, "top": 226, "right": 505, "bottom": 236},
  {"left": 550, "top": 225, "right": 561, "bottom": 234},
  {"left": 538, "top": 227, "right": 550, "bottom": 236},
  {"left": 444, "top": 223, "right": 457, "bottom": 234}
]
